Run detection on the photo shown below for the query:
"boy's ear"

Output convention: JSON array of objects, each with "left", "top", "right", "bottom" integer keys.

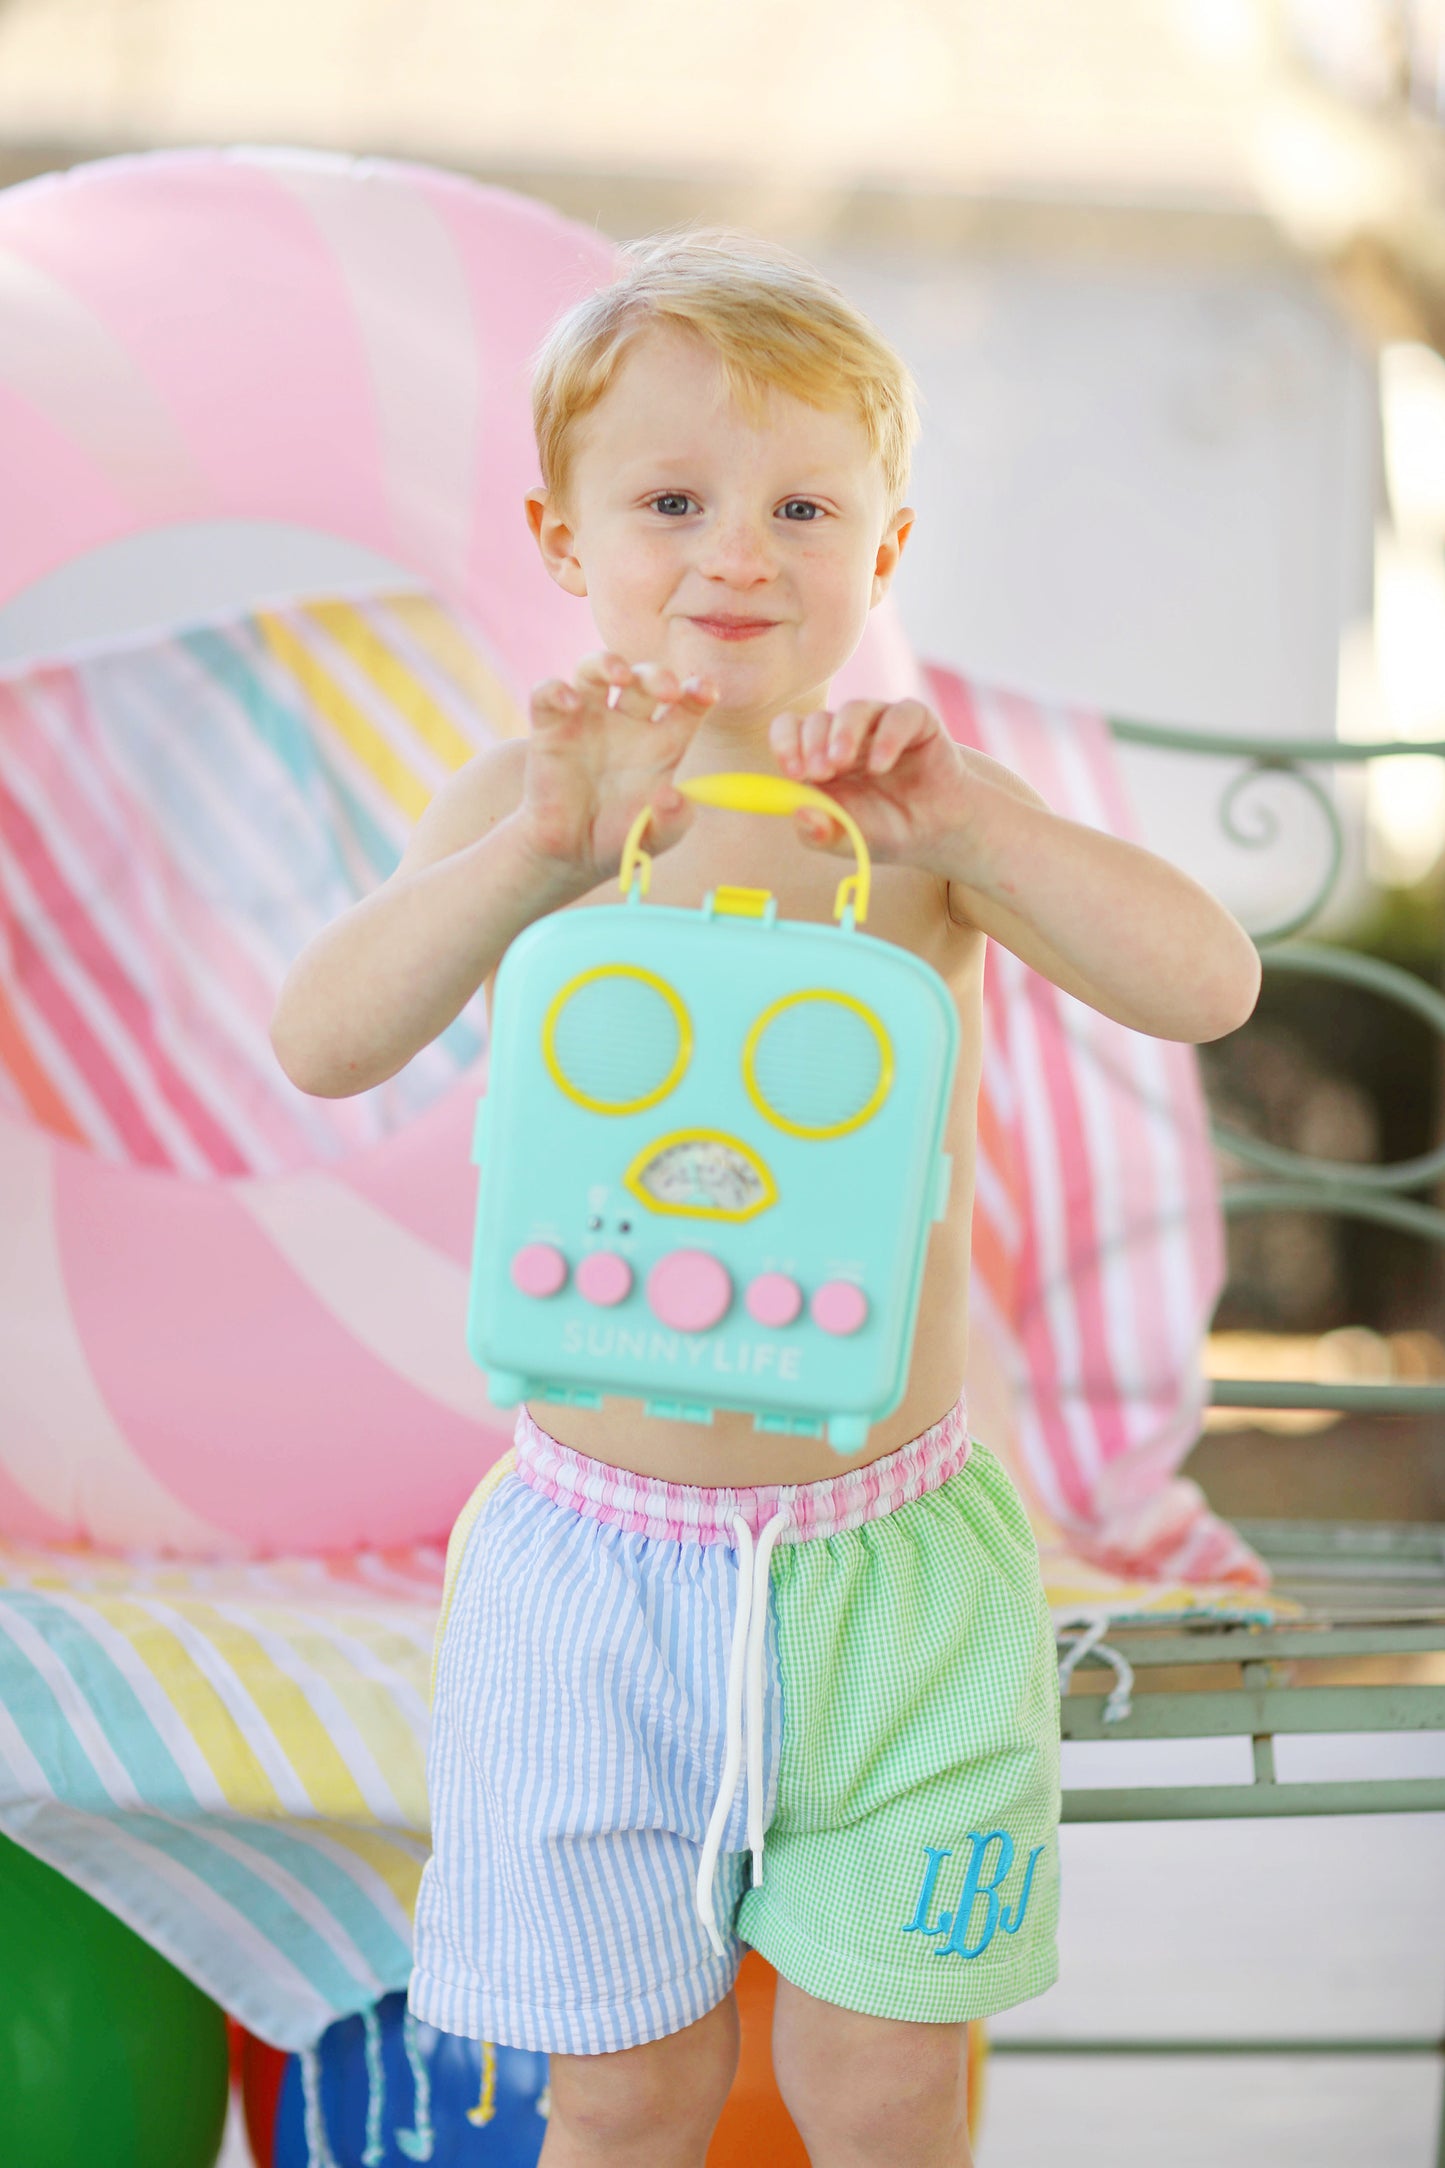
[
  {"left": 525, "top": 487, "right": 588, "bottom": 599},
  {"left": 870, "top": 507, "right": 915, "bottom": 607}
]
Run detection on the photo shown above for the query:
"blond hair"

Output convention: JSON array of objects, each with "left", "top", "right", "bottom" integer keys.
[{"left": 532, "top": 229, "right": 919, "bottom": 513}]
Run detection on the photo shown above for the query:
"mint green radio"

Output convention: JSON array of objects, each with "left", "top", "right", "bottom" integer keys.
[{"left": 467, "top": 774, "right": 959, "bottom": 1451}]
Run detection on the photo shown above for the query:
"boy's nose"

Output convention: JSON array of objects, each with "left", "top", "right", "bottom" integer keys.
[{"left": 698, "top": 514, "right": 776, "bottom": 586}]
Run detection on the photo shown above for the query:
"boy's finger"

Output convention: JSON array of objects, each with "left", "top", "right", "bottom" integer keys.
[
  {"left": 530, "top": 677, "right": 581, "bottom": 722},
  {"left": 795, "top": 807, "right": 844, "bottom": 851},
  {"left": 633, "top": 662, "right": 719, "bottom": 722},
  {"left": 629, "top": 663, "right": 720, "bottom": 722},
  {"left": 799, "top": 709, "right": 835, "bottom": 774},
  {"left": 827, "top": 701, "right": 888, "bottom": 770},
  {"left": 866, "top": 699, "right": 934, "bottom": 772},
  {"left": 602, "top": 677, "right": 676, "bottom": 723},
  {"left": 575, "top": 652, "right": 635, "bottom": 707},
  {"left": 770, "top": 711, "right": 805, "bottom": 774},
  {"left": 580, "top": 672, "right": 671, "bottom": 724},
  {"left": 632, "top": 661, "right": 682, "bottom": 706},
  {"left": 575, "top": 650, "right": 633, "bottom": 685},
  {"left": 647, "top": 702, "right": 712, "bottom": 742}
]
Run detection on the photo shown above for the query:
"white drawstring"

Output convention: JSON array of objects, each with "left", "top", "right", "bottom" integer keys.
[
  {"left": 1057, "top": 1611, "right": 1136, "bottom": 1725},
  {"left": 694, "top": 1516, "right": 752, "bottom": 1956},
  {"left": 745, "top": 1512, "right": 787, "bottom": 1886},
  {"left": 695, "top": 1507, "right": 788, "bottom": 1955}
]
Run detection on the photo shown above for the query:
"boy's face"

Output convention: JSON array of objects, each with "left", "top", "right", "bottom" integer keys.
[{"left": 527, "top": 325, "right": 912, "bottom": 727}]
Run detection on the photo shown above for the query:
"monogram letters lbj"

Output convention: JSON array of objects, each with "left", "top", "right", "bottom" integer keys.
[{"left": 901, "top": 1833, "right": 1046, "bottom": 1959}]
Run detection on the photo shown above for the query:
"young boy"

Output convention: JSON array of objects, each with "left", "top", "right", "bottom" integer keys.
[{"left": 272, "top": 231, "right": 1259, "bottom": 2167}]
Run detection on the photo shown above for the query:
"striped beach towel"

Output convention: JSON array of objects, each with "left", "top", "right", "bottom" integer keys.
[
  {"left": 0, "top": 1501, "right": 1275, "bottom": 2056},
  {"left": 0, "top": 589, "right": 518, "bottom": 1170},
  {"left": 0, "top": 1540, "right": 440, "bottom": 2050},
  {"left": 930, "top": 664, "right": 1266, "bottom": 1590}
]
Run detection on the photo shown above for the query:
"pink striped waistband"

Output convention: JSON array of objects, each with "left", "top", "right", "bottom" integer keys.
[{"left": 512, "top": 1398, "right": 971, "bottom": 1545}]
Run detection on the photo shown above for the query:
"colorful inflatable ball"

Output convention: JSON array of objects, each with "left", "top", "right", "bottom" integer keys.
[
  {"left": 236, "top": 1956, "right": 984, "bottom": 2165},
  {"left": 0, "top": 1830, "right": 230, "bottom": 2168},
  {"left": 239, "top": 1991, "right": 550, "bottom": 2165}
]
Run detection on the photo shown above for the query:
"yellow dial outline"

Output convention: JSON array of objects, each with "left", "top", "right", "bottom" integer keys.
[
  {"left": 542, "top": 965, "right": 692, "bottom": 1117},
  {"left": 624, "top": 1129, "right": 778, "bottom": 1221},
  {"left": 742, "top": 989, "right": 894, "bottom": 1140}
]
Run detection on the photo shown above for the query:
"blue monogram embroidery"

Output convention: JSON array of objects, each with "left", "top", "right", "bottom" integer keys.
[{"left": 901, "top": 1833, "right": 1047, "bottom": 1959}]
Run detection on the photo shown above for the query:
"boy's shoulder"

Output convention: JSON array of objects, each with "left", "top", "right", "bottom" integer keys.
[{"left": 397, "top": 738, "right": 528, "bottom": 878}]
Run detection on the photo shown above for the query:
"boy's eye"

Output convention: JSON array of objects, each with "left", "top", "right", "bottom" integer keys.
[
  {"left": 779, "top": 499, "right": 824, "bottom": 521},
  {"left": 649, "top": 493, "right": 696, "bottom": 516}
]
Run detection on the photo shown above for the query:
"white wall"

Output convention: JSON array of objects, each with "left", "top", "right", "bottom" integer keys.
[{"left": 816, "top": 245, "right": 1380, "bottom": 927}]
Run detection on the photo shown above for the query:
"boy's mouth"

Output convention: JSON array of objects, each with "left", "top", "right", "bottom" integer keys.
[{"left": 687, "top": 615, "right": 779, "bottom": 642}]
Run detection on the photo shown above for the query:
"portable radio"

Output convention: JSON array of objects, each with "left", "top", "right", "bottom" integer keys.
[{"left": 467, "top": 773, "right": 959, "bottom": 1451}]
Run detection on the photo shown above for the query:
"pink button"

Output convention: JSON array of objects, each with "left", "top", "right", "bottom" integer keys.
[
  {"left": 647, "top": 1249, "right": 732, "bottom": 1333},
  {"left": 746, "top": 1272, "right": 803, "bottom": 1328},
  {"left": 811, "top": 1280, "right": 869, "bottom": 1336},
  {"left": 511, "top": 1242, "right": 567, "bottom": 1298},
  {"left": 577, "top": 1250, "right": 633, "bottom": 1307}
]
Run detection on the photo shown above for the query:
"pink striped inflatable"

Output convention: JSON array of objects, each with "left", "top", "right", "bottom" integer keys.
[
  {"left": 0, "top": 149, "right": 609, "bottom": 684},
  {"left": 0, "top": 151, "right": 624, "bottom": 1552},
  {"left": 0, "top": 150, "right": 923, "bottom": 1556}
]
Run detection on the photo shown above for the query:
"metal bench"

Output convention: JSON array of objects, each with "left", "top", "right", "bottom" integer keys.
[{"left": 998, "top": 720, "right": 1445, "bottom": 2162}]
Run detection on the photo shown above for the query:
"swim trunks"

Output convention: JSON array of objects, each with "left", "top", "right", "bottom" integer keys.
[{"left": 409, "top": 1398, "right": 1061, "bottom": 2055}]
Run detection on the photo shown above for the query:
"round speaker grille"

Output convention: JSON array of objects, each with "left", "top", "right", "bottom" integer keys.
[
  {"left": 545, "top": 967, "right": 690, "bottom": 1114},
  {"left": 745, "top": 992, "right": 892, "bottom": 1138}
]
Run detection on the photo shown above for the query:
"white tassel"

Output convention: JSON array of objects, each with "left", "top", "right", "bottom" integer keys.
[
  {"left": 360, "top": 2004, "right": 385, "bottom": 2167},
  {"left": 395, "top": 2008, "right": 435, "bottom": 2162},
  {"left": 299, "top": 2043, "right": 338, "bottom": 2168}
]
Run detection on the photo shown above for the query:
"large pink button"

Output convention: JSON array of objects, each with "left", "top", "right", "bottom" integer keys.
[
  {"left": 577, "top": 1251, "right": 633, "bottom": 1307},
  {"left": 511, "top": 1242, "right": 567, "bottom": 1298},
  {"left": 647, "top": 1249, "right": 732, "bottom": 1332},
  {"left": 746, "top": 1272, "right": 803, "bottom": 1328},
  {"left": 812, "top": 1280, "right": 869, "bottom": 1336}
]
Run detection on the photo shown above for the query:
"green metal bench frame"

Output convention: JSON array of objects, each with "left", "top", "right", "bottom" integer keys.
[{"left": 993, "top": 722, "right": 1445, "bottom": 2162}]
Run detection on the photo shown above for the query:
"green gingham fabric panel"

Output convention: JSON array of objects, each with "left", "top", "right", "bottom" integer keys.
[{"left": 740, "top": 1443, "right": 1062, "bottom": 2023}]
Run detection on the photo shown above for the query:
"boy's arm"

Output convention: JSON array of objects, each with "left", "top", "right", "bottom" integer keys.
[
  {"left": 942, "top": 779, "right": 1259, "bottom": 1042},
  {"left": 775, "top": 702, "right": 1260, "bottom": 1045},
  {"left": 270, "top": 656, "right": 717, "bottom": 1098},
  {"left": 270, "top": 741, "right": 582, "bottom": 1098}
]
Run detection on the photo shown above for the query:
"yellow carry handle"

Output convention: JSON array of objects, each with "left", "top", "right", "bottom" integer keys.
[{"left": 619, "top": 772, "right": 870, "bottom": 925}]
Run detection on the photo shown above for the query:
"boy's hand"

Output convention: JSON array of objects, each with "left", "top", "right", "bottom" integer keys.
[
  {"left": 520, "top": 653, "right": 718, "bottom": 887},
  {"left": 770, "top": 699, "right": 985, "bottom": 876},
  {"left": 774, "top": 697, "right": 1262, "bottom": 1042}
]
